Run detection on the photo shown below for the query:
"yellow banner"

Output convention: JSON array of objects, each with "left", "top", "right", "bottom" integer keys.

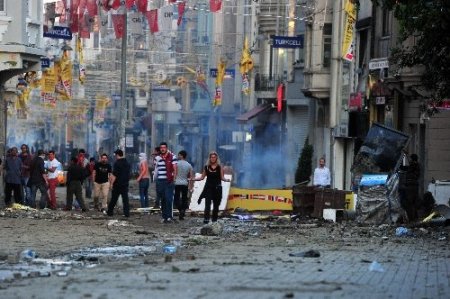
[
  {"left": 226, "top": 187, "right": 293, "bottom": 211},
  {"left": 42, "top": 68, "right": 57, "bottom": 93},
  {"left": 342, "top": 0, "right": 357, "bottom": 61}
]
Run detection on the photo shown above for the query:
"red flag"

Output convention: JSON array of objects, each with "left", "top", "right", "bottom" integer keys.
[
  {"left": 110, "top": 0, "right": 121, "bottom": 10},
  {"left": 70, "top": 0, "right": 80, "bottom": 30},
  {"left": 177, "top": 1, "right": 186, "bottom": 26},
  {"left": 101, "top": 0, "right": 110, "bottom": 11},
  {"left": 70, "top": 13, "right": 79, "bottom": 33},
  {"left": 135, "top": 0, "right": 148, "bottom": 13},
  {"left": 102, "top": 0, "right": 120, "bottom": 11},
  {"left": 86, "top": 0, "right": 98, "bottom": 16},
  {"left": 209, "top": 0, "right": 222, "bottom": 12},
  {"left": 79, "top": 13, "right": 91, "bottom": 38},
  {"left": 125, "top": 0, "right": 135, "bottom": 9},
  {"left": 145, "top": 10, "right": 159, "bottom": 33},
  {"left": 112, "top": 14, "right": 126, "bottom": 38},
  {"left": 79, "top": 0, "right": 87, "bottom": 11},
  {"left": 277, "top": 83, "right": 284, "bottom": 112}
]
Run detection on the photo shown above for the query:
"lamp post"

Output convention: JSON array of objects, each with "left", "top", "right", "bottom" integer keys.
[{"left": 118, "top": 12, "right": 128, "bottom": 153}]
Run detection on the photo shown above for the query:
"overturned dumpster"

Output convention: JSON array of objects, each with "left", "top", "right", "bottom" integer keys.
[{"left": 352, "top": 123, "right": 409, "bottom": 224}]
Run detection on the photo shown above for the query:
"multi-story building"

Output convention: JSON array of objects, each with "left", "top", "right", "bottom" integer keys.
[
  {"left": 0, "top": 0, "right": 45, "bottom": 158},
  {"left": 355, "top": 0, "right": 450, "bottom": 193}
]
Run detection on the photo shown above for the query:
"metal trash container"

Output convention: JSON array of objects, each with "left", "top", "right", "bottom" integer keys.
[
  {"left": 313, "top": 188, "right": 348, "bottom": 218},
  {"left": 292, "top": 185, "right": 317, "bottom": 216}
]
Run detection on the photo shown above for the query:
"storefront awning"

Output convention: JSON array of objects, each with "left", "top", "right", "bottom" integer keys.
[{"left": 236, "top": 104, "right": 271, "bottom": 122}]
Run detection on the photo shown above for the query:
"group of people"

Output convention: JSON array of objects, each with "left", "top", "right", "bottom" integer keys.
[
  {"left": 2, "top": 141, "right": 232, "bottom": 224},
  {"left": 149, "top": 142, "right": 230, "bottom": 224},
  {"left": 2, "top": 145, "right": 63, "bottom": 210}
]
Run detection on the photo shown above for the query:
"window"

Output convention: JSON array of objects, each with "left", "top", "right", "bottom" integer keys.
[
  {"left": 382, "top": 9, "right": 391, "bottom": 36},
  {"left": 0, "top": 0, "right": 5, "bottom": 12},
  {"left": 323, "top": 23, "right": 332, "bottom": 68}
]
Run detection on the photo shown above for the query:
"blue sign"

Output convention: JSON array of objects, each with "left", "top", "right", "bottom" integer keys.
[
  {"left": 210, "top": 68, "right": 235, "bottom": 78},
  {"left": 43, "top": 26, "right": 72, "bottom": 40},
  {"left": 40, "top": 58, "right": 50, "bottom": 69},
  {"left": 272, "top": 35, "right": 304, "bottom": 48},
  {"left": 359, "top": 174, "right": 389, "bottom": 186}
]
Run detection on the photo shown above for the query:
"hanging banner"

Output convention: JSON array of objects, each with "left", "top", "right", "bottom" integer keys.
[
  {"left": 214, "top": 86, "right": 222, "bottom": 106},
  {"left": 342, "top": 0, "right": 357, "bottom": 61},
  {"left": 129, "top": 12, "right": 144, "bottom": 34},
  {"left": 241, "top": 73, "right": 250, "bottom": 95}
]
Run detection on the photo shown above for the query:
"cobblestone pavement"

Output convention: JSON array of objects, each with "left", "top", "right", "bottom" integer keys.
[{"left": 0, "top": 183, "right": 448, "bottom": 299}]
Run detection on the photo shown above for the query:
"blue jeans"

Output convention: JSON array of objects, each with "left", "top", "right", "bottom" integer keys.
[
  {"left": 85, "top": 178, "right": 93, "bottom": 198},
  {"left": 139, "top": 178, "right": 150, "bottom": 208},
  {"left": 21, "top": 177, "right": 32, "bottom": 206},
  {"left": 156, "top": 179, "right": 174, "bottom": 220}
]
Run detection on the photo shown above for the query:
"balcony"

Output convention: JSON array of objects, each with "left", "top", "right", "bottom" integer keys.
[
  {"left": 254, "top": 74, "right": 282, "bottom": 99},
  {"left": 302, "top": 69, "right": 331, "bottom": 99}
]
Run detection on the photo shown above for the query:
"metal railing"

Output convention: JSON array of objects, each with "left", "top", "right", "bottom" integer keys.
[{"left": 254, "top": 74, "right": 282, "bottom": 92}]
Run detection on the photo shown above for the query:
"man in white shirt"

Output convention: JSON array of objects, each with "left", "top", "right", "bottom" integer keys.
[
  {"left": 45, "top": 150, "right": 62, "bottom": 209},
  {"left": 313, "top": 158, "right": 331, "bottom": 188}
]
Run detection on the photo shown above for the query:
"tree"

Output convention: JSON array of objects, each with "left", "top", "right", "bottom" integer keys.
[
  {"left": 373, "top": 0, "right": 450, "bottom": 105},
  {"left": 295, "top": 137, "right": 314, "bottom": 184}
]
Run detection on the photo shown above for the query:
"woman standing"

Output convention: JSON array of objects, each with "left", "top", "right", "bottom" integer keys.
[
  {"left": 137, "top": 153, "right": 150, "bottom": 208},
  {"left": 191, "top": 151, "right": 230, "bottom": 224}
]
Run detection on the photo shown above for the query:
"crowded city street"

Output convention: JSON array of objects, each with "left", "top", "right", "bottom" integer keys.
[{"left": 1, "top": 0, "right": 450, "bottom": 298}]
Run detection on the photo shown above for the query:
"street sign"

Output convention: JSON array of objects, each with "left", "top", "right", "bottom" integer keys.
[
  {"left": 43, "top": 26, "right": 72, "bottom": 40},
  {"left": 369, "top": 59, "right": 389, "bottom": 70},
  {"left": 41, "top": 58, "right": 50, "bottom": 69},
  {"left": 210, "top": 68, "right": 235, "bottom": 78},
  {"left": 272, "top": 35, "right": 304, "bottom": 48}
]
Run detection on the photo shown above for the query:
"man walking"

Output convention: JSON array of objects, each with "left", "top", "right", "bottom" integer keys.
[
  {"left": 93, "top": 153, "right": 112, "bottom": 212},
  {"left": 64, "top": 157, "right": 88, "bottom": 212},
  {"left": 174, "top": 150, "right": 193, "bottom": 220},
  {"left": 45, "top": 150, "right": 62, "bottom": 210},
  {"left": 28, "top": 150, "right": 49, "bottom": 209},
  {"left": 313, "top": 158, "right": 331, "bottom": 188},
  {"left": 107, "top": 149, "right": 131, "bottom": 217},
  {"left": 154, "top": 142, "right": 177, "bottom": 223},
  {"left": 4, "top": 147, "right": 23, "bottom": 206}
]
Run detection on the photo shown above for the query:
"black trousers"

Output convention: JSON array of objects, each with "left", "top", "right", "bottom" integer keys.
[
  {"left": 204, "top": 186, "right": 222, "bottom": 222},
  {"left": 5, "top": 183, "right": 23, "bottom": 205},
  {"left": 174, "top": 185, "right": 189, "bottom": 216},
  {"left": 66, "top": 181, "right": 87, "bottom": 210},
  {"left": 399, "top": 185, "right": 418, "bottom": 222},
  {"left": 107, "top": 185, "right": 130, "bottom": 217}
]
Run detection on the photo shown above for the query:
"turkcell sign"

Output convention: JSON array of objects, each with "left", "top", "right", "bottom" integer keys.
[
  {"left": 272, "top": 35, "right": 304, "bottom": 48},
  {"left": 210, "top": 68, "right": 235, "bottom": 78},
  {"left": 43, "top": 26, "right": 72, "bottom": 40}
]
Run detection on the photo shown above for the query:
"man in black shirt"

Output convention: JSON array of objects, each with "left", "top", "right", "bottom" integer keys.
[
  {"left": 93, "top": 153, "right": 112, "bottom": 212},
  {"left": 65, "top": 157, "right": 88, "bottom": 212},
  {"left": 106, "top": 149, "right": 131, "bottom": 217},
  {"left": 28, "top": 150, "right": 49, "bottom": 209}
]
